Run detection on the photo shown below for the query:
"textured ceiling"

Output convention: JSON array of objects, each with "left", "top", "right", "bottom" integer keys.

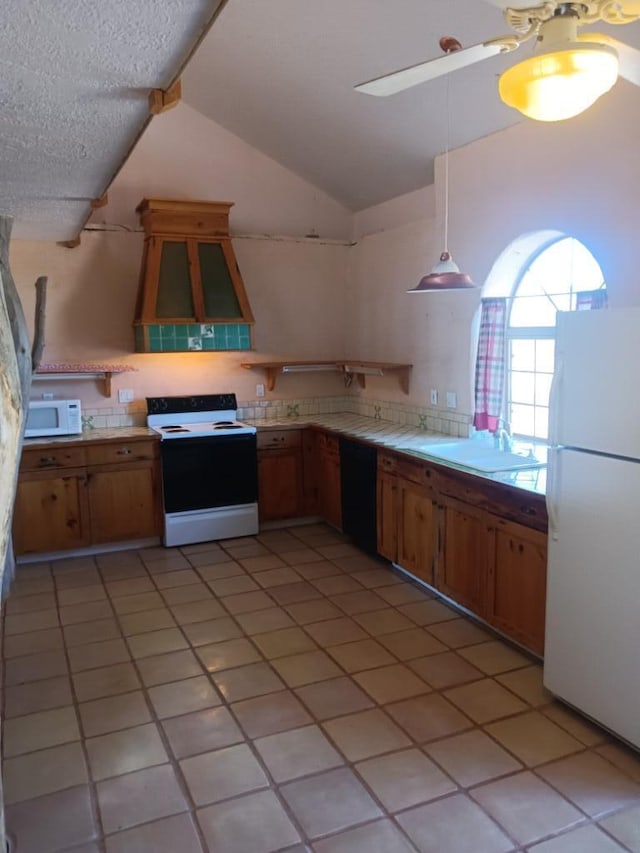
[{"left": 0, "top": 0, "right": 225, "bottom": 240}]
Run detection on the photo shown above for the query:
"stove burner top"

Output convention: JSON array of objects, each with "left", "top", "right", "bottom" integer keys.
[{"left": 146, "top": 395, "right": 256, "bottom": 440}]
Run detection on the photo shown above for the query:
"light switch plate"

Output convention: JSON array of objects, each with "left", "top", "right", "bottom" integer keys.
[
  {"left": 429, "top": 389, "right": 438, "bottom": 406},
  {"left": 256, "top": 383, "right": 265, "bottom": 398},
  {"left": 446, "top": 391, "right": 457, "bottom": 409},
  {"left": 118, "top": 389, "right": 134, "bottom": 403}
]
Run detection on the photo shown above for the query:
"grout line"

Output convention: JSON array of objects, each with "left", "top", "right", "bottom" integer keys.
[
  {"left": 51, "top": 553, "right": 107, "bottom": 853},
  {"left": 3, "top": 529, "right": 640, "bottom": 853}
]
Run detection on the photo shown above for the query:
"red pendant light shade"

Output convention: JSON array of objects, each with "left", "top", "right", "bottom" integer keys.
[
  {"left": 408, "top": 252, "right": 475, "bottom": 292},
  {"left": 408, "top": 38, "right": 476, "bottom": 293}
]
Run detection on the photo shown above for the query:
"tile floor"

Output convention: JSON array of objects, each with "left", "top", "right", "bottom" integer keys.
[{"left": 2, "top": 524, "right": 640, "bottom": 853}]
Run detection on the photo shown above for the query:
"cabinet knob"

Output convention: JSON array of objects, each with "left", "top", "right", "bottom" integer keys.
[
  {"left": 39, "top": 456, "right": 56, "bottom": 464},
  {"left": 117, "top": 448, "right": 133, "bottom": 455}
]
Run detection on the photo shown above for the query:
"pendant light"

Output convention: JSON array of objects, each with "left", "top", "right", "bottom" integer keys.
[{"left": 409, "top": 40, "right": 475, "bottom": 293}]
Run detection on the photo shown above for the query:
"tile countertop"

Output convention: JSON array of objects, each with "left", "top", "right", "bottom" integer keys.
[
  {"left": 21, "top": 417, "right": 546, "bottom": 496},
  {"left": 248, "top": 414, "right": 547, "bottom": 497},
  {"left": 22, "top": 427, "right": 158, "bottom": 446}
]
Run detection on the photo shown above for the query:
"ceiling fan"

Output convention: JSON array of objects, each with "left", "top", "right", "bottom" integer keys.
[{"left": 355, "top": 1, "right": 640, "bottom": 121}]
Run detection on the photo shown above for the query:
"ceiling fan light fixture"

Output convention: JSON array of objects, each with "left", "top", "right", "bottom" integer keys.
[
  {"left": 408, "top": 252, "right": 475, "bottom": 292},
  {"left": 498, "top": 42, "right": 619, "bottom": 122}
]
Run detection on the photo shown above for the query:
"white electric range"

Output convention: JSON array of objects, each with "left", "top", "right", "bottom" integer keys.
[{"left": 147, "top": 394, "right": 258, "bottom": 547}]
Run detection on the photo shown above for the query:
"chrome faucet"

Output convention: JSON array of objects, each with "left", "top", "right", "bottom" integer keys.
[{"left": 494, "top": 425, "right": 513, "bottom": 452}]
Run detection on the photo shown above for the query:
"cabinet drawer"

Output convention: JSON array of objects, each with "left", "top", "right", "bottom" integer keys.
[
  {"left": 397, "top": 457, "right": 429, "bottom": 486},
  {"left": 21, "top": 446, "right": 86, "bottom": 471},
  {"left": 396, "top": 459, "right": 422, "bottom": 485},
  {"left": 257, "top": 430, "right": 302, "bottom": 450},
  {"left": 86, "top": 440, "right": 156, "bottom": 466},
  {"left": 486, "top": 492, "right": 548, "bottom": 532},
  {"left": 378, "top": 452, "right": 398, "bottom": 475}
]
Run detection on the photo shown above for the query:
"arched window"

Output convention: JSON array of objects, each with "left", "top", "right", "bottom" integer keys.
[{"left": 506, "top": 236, "right": 606, "bottom": 440}]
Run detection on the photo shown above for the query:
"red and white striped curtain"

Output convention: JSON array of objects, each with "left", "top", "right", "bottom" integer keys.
[{"left": 473, "top": 297, "right": 507, "bottom": 434}]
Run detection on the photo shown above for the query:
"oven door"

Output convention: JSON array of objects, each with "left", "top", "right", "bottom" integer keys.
[{"left": 160, "top": 434, "right": 258, "bottom": 514}]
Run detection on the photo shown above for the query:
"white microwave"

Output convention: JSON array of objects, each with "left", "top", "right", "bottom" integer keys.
[{"left": 25, "top": 399, "right": 83, "bottom": 438}]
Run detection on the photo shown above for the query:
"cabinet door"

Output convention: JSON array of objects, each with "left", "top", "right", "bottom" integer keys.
[
  {"left": 302, "top": 430, "right": 320, "bottom": 515},
  {"left": 13, "top": 468, "right": 91, "bottom": 554},
  {"left": 321, "top": 455, "right": 342, "bottom": 530},
  {"left": 317, "top": 436, "right": 342, "bottom": 530},
  {"left": 377, "top": 472, "right": 398, "bottom": 561},
  {"left": 258, "top": 449, "right": 304, "bottom": 522},
  {"left": 87, "top": 462, "right": 160, "bottom": 544},
  {"left": 438, "top": 497, "right": 490, "bottom": 615},
  {"left": 397, "top": 480, "right": 436, "bottom": 585},
  {"left": 487, "top": 519, "right": 547, "bottom": 655}
]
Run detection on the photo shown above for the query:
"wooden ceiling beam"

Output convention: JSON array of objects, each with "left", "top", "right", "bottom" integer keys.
[{"left": 149, "top": 79, "right": 182, "bottom": 115}]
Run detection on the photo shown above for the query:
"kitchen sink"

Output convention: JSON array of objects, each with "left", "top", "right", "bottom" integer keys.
[{"left": 412, "top": 441, "right": 546, "bottom": 473}]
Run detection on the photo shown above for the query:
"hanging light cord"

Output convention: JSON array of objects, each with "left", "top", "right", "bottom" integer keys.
[{"left": 443, "top": 74, "right": 450, "bottom": 257}]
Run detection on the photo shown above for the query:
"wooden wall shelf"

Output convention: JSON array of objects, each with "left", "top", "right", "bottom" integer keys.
[
  {"left": 240, "top": 360, "right": 412, "bottom": 394},
  {"left": 33, "top": 364, "right": 136, "bottom": 397}
]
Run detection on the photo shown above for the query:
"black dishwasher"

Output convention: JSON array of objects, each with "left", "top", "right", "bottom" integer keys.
[{"left": 340, "top": 437, "right": 377, "bottom": 554}]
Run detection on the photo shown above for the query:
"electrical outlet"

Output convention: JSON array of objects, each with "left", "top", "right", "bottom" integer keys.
[
  {"left": 256, "top": 383, "right": 265, "bottom": 398},
  {"left": 429, "top": 389, "right": 438, "bottom": 406},
  {"left": 446, "top": 391, "right": 457, "bottom": 409},
  {"left": 42, "top": 392, "right": 54, "bottom": 400},
  {"left": 118, "top": 389, "right": 134, "bottom": 403}
]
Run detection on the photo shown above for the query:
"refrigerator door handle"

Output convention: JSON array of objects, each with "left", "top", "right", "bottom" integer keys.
[
  {"left": 546, "top": 446, "right": 561, "bottom": 541},
  {"left": 548, "top": 354, "right": 563, "bottom": 446}
]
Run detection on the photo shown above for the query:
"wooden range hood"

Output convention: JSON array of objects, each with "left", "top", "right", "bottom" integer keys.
[{"left": 133, "top": 198, "right": 254, "bottom": 353}]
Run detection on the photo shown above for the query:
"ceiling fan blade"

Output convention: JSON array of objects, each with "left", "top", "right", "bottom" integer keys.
[
  {"left": 582, "top": 33, "right": 640, "bottom": 86},
  {"left": 355, "top": 40, "right": 510, "bottom": 96}
]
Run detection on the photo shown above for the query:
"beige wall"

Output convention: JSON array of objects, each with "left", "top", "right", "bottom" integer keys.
[
  {"left": 11, "top": 231, "right": 350, "bottom": 411},
  {"left": 11, "top": 105, "right": 352, "bottom": 411},
  {"left": 445, "top": 82, "right": 640, "bottom": 308},
  {"left": 92, "top": 103, "right": 353, "bottom": 241},
  {"left": 11, "top": 84, "right": 640, "bottom": 421},
  {"left": 349, "top": 82, "right": 640, "bottom": 417}
]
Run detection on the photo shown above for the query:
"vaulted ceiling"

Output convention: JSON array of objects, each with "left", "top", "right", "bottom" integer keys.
[{"left": 2, "top": 0, "right": 639, "bottom": 239}]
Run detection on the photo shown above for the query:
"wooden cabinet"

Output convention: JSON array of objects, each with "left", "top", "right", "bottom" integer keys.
[
  {"left": 87, "top": 463, "right": 159, "bottom": 544},
  {"left": 302, "top": 429, "right": 320, "bottom": 516},
  {"left": 256, "top": 428, "right": 341, "bottom": 527},
  {"left": 487, "top": 518, "right": 547, "bottom": 655},
  {"left": 13, "top": 467, "right": 91, "bottom": 554},
  {"left": 257, "top": 430, "right": 304, "bottom": 522},
  {"left": 435, "top": 470, "right": 548, "bottom": 655},
  {"left": 396, "top": 460, "right": 437, "bottom": 586},
  {"left": 377, "top": 453, "right": 437, "bottom": 585},
  {"left": 316, "top": 431, "right": 342, "bottom": 530},
  {"left": 376, "top": 455, "right": 398, "bottom": 561},
  {"left": 376, "top": 447, "right": 548, "bottom": 655},
  {"left": 14, "top": 436, "right": 161, "bottom": 555},
  {"left": 438, "top": 496, "right": 490, "bottom": 614}
]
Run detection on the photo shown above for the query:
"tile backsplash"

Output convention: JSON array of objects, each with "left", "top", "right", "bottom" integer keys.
[
  {"left": 82, "top": 394, "right": 472, "bottom": 437},
  {"left": 135, "top": 323, "right": 252, "bottom": 353},
  {"left": 238, "top": 396, "right": 471, "bottom": 437}
]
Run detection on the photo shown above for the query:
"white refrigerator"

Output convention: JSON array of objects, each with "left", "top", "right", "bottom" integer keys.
[{"left": 544, "top": 306, "right": 640, "bottom": 749}]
